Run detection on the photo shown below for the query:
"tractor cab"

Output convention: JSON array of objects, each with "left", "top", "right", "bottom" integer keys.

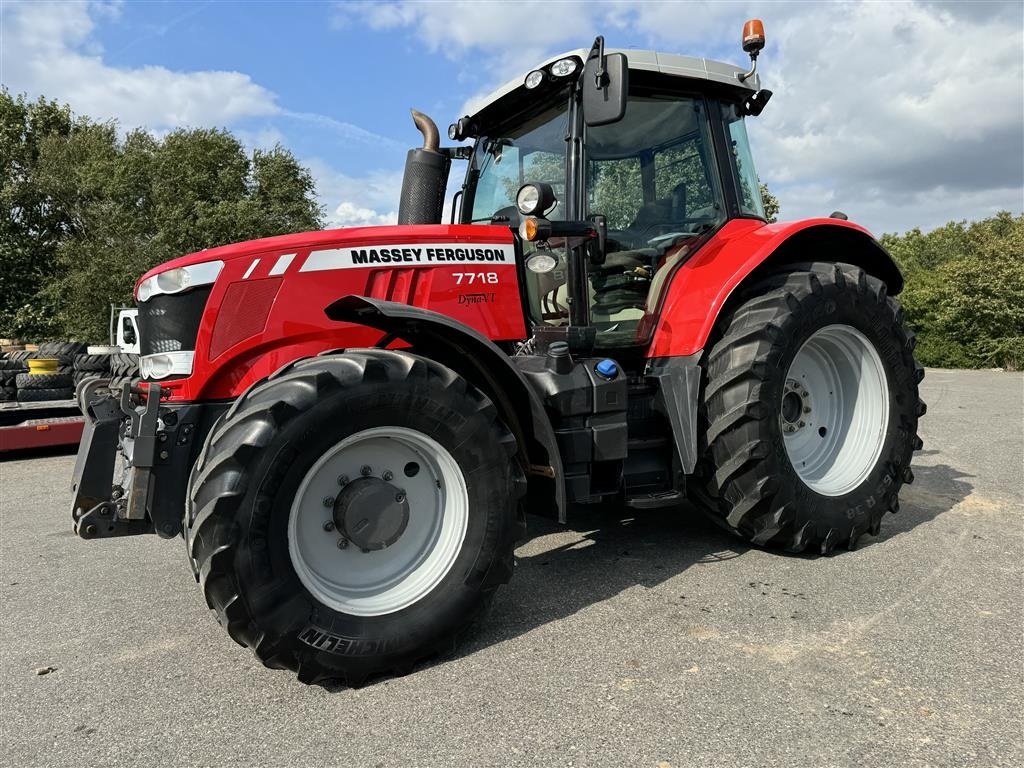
[{"left": 449, "top": 35, "right": 772, "bottom": 348}]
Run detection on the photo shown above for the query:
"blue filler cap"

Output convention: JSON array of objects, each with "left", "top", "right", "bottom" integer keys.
[{"left": 595, "top": 359, "right": 619, "bottom": 380}]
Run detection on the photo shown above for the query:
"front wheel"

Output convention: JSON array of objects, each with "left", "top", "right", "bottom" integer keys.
[
  {"left": 185, "top": 349, "right": 522, "bottom": 685},
  {"left": 700, "top": 262, "right": 925, "bottom": 553}
]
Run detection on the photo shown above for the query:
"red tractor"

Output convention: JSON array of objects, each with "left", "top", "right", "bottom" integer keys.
[{"left": 71, "top": 24, "right": 924, "bottom": 685}]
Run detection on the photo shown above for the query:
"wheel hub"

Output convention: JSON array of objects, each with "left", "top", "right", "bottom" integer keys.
[
  {"left": 288, "top": 426, "right": 469, "bottom": 617},
  {"left": 781, "top": 379, "right": 810, "bottom": 432},
  {"left": 333, "top": 476, "right": 409, "bottom": 551}
]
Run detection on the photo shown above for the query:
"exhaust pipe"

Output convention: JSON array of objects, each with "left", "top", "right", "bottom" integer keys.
[
  {"left": 397, "top": 109, "right": 450, "bottom": 225},
  {"left": 411, "top": 109, "right": 440, "bottom": 152}
]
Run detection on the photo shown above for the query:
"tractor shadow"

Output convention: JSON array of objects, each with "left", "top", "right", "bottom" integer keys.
[
  {"left": 318, "top": 459, "right": 973, "bottom": 689},
  {"left": 452, "top": 460, "right": 974, "bottom": 659}
]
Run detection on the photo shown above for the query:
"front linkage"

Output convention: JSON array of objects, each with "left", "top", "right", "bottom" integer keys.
[{"left": 70, "top": 379, "right": 222, "bottom": 539}]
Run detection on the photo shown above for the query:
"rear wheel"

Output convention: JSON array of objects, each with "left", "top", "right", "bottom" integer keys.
[
  {"left": 700, "top": 262, "right": 925, "bottom": 553},
  {"left": 185, "top": 349, "right": 522, "bottom": 685}
]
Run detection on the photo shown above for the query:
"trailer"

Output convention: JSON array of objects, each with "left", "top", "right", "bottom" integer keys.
[
  {"left": 0, "top": 399, "right": 84, "bottom": 452},
  {"left": 0, "top": 327, "right": 139, "bottom": 453}
]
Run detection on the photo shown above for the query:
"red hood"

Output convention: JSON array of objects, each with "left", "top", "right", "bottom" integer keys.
[{"left": 136, "top": 224, "right": 506, "bottom": 290}]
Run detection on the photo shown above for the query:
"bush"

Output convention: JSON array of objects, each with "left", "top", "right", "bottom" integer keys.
[{"left": 884, "top": 212, "right": 1024, "bottom": 370}]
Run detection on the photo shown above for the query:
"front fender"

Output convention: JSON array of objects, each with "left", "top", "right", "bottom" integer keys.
[
  {"left": 326, "top": 295, "right": 566, "bottom": 522},
  {"left": 647, "top": 218, "right": 903, "bottom": 358}
]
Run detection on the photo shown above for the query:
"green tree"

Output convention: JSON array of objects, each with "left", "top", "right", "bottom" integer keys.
[
  {"left": 760, "top": 183, "right": 779, "bottom": 222},
  {"left": 885, "top": 211, "right": 1024, "bottom": 370},
  {"left": 0, "top": 91, "right": 323, "bottom": 341},
  {"left": 0, "top": 91, "right": 77, "bottom": 337}
]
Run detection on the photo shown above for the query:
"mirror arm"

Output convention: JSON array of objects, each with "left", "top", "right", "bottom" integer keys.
[{"left": 588, "top": 35, "right": 607, "bottom": 89}]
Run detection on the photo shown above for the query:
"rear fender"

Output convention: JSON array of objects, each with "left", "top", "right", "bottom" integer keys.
[
  {"left": 326, "top": 295, "right": 566, "bottom": 521},
  {"left": 647, "top": 218, "right": 903, "bottom": 358}
]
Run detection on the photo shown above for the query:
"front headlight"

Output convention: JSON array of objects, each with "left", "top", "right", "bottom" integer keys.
[
  {"left": 140, "top": 351, "right": 195, "bottom": 380},
  {"left": 137, "top": 260, "right": 224, "bottom": 302}
]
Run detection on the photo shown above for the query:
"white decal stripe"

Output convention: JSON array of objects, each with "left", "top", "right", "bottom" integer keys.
[
  {"left": 269, "top": 253, "right": 296, "bottom": 276},
  {"left": 242, "top": 258, "right": 260, "bottom": 279},
  {"left": 298, "top": 243, "right": 516, "bottom": 273}
]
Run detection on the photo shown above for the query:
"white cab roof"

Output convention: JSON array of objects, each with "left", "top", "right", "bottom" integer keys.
[{"left": 466, "top": 48, "right": 759, "bottom": 118}]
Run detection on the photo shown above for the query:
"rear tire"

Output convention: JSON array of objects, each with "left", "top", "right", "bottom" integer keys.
[
  {"left": 700, "top": 262, "right": 924, "bottom": 553},
  {"left": 185, "top": 349, "right": 522, "bottom": 686}
]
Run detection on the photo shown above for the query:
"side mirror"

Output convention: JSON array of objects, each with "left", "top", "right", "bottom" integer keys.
[
  {"left": 122, "top": 319, "right": 137, "bottom": 345},
  {"left": 582, "top": 52, "right": 628, "bottom": 127}
]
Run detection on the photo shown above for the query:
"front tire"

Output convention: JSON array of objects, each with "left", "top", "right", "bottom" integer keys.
[
  {"left": 186, "top": 349, "right": 522, "bottom": 685},
  {"left": 700, "top": 262, "right": 925, "bottom": 553}
]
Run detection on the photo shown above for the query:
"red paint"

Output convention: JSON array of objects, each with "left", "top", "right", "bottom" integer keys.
[
  {"left": 142, "top": 217, "right": 884, "bottom": 402},
  {"left": 646, "top": 217, "right": 878, "bottom": 358},
  {"left": 145, "top": 225, "right": 526, "bottom": 402},
  {"left": 0, "top": 417, "right": 84, "bottom": 452}
]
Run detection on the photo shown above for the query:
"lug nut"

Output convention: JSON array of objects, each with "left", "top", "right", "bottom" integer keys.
[
  {"left": 337, "top": 475, "right": 349, "bottom": 486},
  {"left": 382, "top": 470, "right": 394, "bottom": 481},
  {"left": 395, "top": 491, "right": 406, "bottom": 503},
  {"left": 323, "top": 521, "right": 335, "bottom": 532},
  {"left": 337, "top": 537, "right": 348, "bottom": 549},
  {"left": 798, "top": 421, "right": 805, "bottom": 428},
  {"left": 322, "top": 496, "right": 335, "bottom": 507},
  {"left": 803, "top": 406, "right": 812, "bottom": 413},
  {"left": 360, "top": 465, "right": 372, "bottom": 476}
]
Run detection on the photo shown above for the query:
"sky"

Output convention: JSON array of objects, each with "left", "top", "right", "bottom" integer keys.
[{"left": 1, "top": 0, "right": 1021, "bottom": 235}]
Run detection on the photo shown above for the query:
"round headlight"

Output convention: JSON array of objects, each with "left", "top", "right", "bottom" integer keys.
[
  {"left": 156, "top": 268, "right": 189, "bottom": 294},
  {"left": 448, "top": 123, "right": 458, "bottom": 140},
  {"left": 526, "top": 250, "right": 558, "bottom": 274},
  {"left": 524, "top": 70, "right": 545, "bottom": 89},
  {"left": 515, "top": 182, "right": 556, "bottom": 216},
  {"left": 517, "top": 185, "right": 541, "bottom": 215},
  {"left": 550, "top": 58, "right": 578, "bottom": 77}
]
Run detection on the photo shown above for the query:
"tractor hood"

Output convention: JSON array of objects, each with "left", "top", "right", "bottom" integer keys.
[
  {"left": 136, "top": 224, "right": 503, "bottom": 287},
  {"left": 133, "top": 223, "right": 527, "bottom": 401}
]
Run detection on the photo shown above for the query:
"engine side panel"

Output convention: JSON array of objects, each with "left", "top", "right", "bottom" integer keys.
[
  {"left": 147, "top": 225, "right": 527, "bottom": 401},
  {"left": 646, "top": 217, "right": 900, "bottom": 358}
]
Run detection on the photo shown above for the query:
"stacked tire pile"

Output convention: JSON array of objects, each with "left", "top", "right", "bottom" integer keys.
[
  {"left": 0, "top": 343, "right": 139, "bottom": 402},
  {"left": 108, "top": 352, "right": 140, "bottom": 381},
  {"left": 74, "top": 346, "right": 120, "bottom": 387},
  {"left": 0, "top": 352, "right": 30, "bottom": 402},
  {"left": 14, "top": 342, "right": 80, "bottom": 401}
]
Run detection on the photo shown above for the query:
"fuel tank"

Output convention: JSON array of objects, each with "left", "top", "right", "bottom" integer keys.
[{"left": 135, "top": 224, "right": 526, "bottom": 401}]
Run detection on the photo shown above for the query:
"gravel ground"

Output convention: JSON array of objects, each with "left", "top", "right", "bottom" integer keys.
[{"left": 1, "top": 368, "right": 1021, "bottom": 767}]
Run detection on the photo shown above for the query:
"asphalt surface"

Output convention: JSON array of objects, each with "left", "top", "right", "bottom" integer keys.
[{"left": 2, "top": 368, "right": 1022, "bottom": 767}]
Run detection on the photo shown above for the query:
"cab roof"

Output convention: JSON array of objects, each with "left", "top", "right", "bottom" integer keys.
[{"left": 465, "top": 48, "right": 759, "bottom": 120}]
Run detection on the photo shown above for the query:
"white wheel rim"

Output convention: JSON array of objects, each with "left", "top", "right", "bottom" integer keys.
[
  {"left": 781, "top": 324, "right": 889, "bottom": 497},
  {"left": 288, "top": 426, "right": 469, "bottom": 617}
]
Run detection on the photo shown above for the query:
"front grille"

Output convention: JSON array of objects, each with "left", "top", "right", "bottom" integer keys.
[{"left": 138, "top": 286, "right": 212, "bottom": 357}]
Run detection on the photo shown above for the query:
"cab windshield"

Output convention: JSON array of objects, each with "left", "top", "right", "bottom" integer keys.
[
  {"left": 463, "top": 88, "right": 728, "bottom": 348},
  {"left": 468, "top": 102, "right": 568, "bottom": 223}
]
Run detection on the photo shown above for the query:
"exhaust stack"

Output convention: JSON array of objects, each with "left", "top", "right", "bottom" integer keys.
[{"left": 397, "top": 110, "right": 450, "bottom": 225}]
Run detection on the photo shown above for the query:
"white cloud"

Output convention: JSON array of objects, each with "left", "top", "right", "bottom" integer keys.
[
  {"left": 303, "top": 160, "right": 404, "bottom": 228},
  {"left": 343, "top": 0, "right": 1024, "bottom": 233},
  {"left": 332, "top": 201, "right": 397, "bottom": 227},
  {"left": 1, "top": 1, "right": 279, "bottom": 130},
  {"left": 1, "top": 0, "right": 409, "bottom": 230}
]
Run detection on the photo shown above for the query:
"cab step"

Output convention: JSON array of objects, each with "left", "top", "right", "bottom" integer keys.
[{"left": 624, "top": 489, "right": 685, "bottom": 509}]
